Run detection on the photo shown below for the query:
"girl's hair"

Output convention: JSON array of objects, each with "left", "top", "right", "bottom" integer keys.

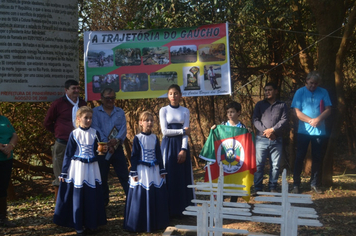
[
  {"left": 75, "top": 106, "right": 93, "bottom": 128},
  {"left": 167, "top": 84, "right": 182, "bottom": 94},
  {"left": 139, "top": 111, "right": 154, "bottom": 122},
  {"left": 138, "top": 111, "right": 154, "bottom": 131}
]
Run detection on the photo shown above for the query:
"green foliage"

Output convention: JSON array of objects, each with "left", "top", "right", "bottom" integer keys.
[{"left": 3, "top": 0, "right": 356, "bottom": 186}]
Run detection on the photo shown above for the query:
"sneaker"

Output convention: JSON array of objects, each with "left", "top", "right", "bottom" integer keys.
[
  {"left": 311, "top": 186, "right": 323, "bottom": 194},
  {"left": 291, "top": 186, "right": 299, "bottom": 194}
]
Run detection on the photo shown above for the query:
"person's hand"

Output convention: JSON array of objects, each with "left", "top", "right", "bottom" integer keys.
[
  {"left": 132, "top": 176, "right": 138, "bottom": 182},
  {"left": 58, "top": 177, "right": 65, "bottom": 182},
  {"left": 108, "top": 146, "right": 115, "bottom": 154},
  {"left": 184, "top": 127, "right": 191, "bottom": 136},
  {"left": 161, "top": 174, "right": 166, "bottom": 179},
  {"left": 263, "top": 128, "right": 274, "bottom": 138},
  {"left": 1, "top": 144, "right": 13, "bottom": 158},
  {"left": 107, "top": 139, "right": 115, "bottom": 147},
  {"left": 102, "top": 144, "right": 108, "bottom": 153},
  {"left": 211, "top": 124, "right": 217, "bottom": 130},
  {"left": 308, "top": 118, "right": 321, "bottom": 127},
  {"left": 268, "top": 133, "right": 276, "bottom": 141},
  {"left": 177, "top": 150, "right": 187, "bottom": 164},
  {"left": 0, "top": 144, "right": 5, "bottom": 154}
]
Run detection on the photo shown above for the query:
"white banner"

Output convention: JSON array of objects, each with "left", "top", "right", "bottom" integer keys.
[{"left": 0, "top": 0, "right": 78, "bottom": 102}]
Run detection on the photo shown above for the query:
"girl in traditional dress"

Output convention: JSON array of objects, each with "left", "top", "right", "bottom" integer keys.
[
  {"left": 53, "top": 106, "right": 107, "bottom": 235},
  {"left": 124, "top": 111, "right": 169, "bottom": 232},
  {"left": 159, "top": 84, "right": 194, "bottom": 217}
]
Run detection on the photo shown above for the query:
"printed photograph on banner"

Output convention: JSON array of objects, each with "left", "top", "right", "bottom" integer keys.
[
  {"left": 142, "top": 47, "right": 169, "bottom": 65},
  {"left": 150, "top": 72, "right": 178, "bottom": 91},
  {"left": 87, "top": 50, "right": 114, "bottom": 68},
  {"left": 115, "top": 48, "right": 141, "bottom": 66},
  {"left": 203, "top": 64, "right": 221, "bottom": 90},
  {"left": 198, "top": 43, "right": 226, "bottom": 62},
  {"left": 170, "top": 45, "right": 197, "bottom": 63},
  {"left": 121, "top": 73, "right": 148, "bottom": 92},
  {"left": 92, "top": 74, "right": 120, "bottom": 93},
  {"left": 183, "top": 66, "right": 201, "bottom": 91}
]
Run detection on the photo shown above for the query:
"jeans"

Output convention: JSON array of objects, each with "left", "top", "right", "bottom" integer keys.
[
  {"left": 293, "top": 133, "right": 324, "bottom": 187},
  {"left": 98, "top": 145, "right": 129, "bottom": 205},
  {"left": 254, "top": 135, "right": 283, "bottom": 191}
]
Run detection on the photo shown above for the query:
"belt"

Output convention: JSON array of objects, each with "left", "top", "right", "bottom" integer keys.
[{"left": 55, "top": 138, "right": 68, "bottom": 145}]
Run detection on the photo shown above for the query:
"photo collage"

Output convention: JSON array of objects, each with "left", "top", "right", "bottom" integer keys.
[{"left": 88, "top": 43, "right": 226, "bottom": 93}]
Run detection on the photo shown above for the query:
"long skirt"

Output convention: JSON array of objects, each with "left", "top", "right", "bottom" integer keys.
[
  {"left": 124, "top": 164, "right": 169, "bottom": 232},
  {"left": 161, "top": 134, "right": 195, "bottom": 217},
  {"left": 53, "top": 161, "right": 107, "bottom": 231}
]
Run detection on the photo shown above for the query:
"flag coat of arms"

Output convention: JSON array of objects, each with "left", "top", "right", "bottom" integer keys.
[{"left": 199, "top": 125, "right": 256, "bottom": 200}]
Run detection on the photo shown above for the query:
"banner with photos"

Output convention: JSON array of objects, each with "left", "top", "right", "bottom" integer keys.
[{"left": 84, "top": 23, "right": 231, "bottom": 101}]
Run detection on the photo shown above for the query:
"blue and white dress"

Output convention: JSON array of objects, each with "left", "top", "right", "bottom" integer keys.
[
  {"left": 159, "top": 104, "right": 195, "bottom": 217},
  {"left": 124, "top": 132, "right": 169, "bottom": 232},
  {"left": 53, "top": 127, "right": 107, "bottom": 232}
]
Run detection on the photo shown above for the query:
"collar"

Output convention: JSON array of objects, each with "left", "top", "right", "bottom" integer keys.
[
  {"left": 79, "top": 126, "right": 90, "bottom": 131},
  {"left": 169, "top": 104, "right": 180, "bottom": 109},
  {"left": 141, "top": 131, "right": 152, "bottom": 135}
]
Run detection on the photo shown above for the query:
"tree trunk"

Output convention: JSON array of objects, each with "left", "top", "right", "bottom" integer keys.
[
  {"left": 307, "top": 0, "right": 344, "bottom": 186},
  {"left": 324, "top": 2, "right": 356, "bottom": 184}
]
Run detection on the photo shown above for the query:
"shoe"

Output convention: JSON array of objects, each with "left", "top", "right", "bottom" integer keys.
[
  {"left": 311, "top": 186, "right": 323, "bottom": 194},
  {"left": 291, "top": 186, "right": 299, "bottom": 194}
]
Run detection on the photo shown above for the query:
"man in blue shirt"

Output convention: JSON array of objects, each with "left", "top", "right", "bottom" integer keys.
[
  {"left": 92, "top": 88, "right": 129, "bottom": 206},
  {"left": 291, "top": 71, "right": 332, "bottom": 194},
  {"left": 253, "top": 82, "right": 288, "bottom": 194}
]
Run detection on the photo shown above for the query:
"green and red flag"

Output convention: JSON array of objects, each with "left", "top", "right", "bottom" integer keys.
[{"left": 199, "top": 125, "right": 256, "bottom": 201}]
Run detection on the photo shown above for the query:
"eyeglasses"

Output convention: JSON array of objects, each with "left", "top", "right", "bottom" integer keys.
[{"left": 103, "top": 96, "right": 116, "bottom": 100}]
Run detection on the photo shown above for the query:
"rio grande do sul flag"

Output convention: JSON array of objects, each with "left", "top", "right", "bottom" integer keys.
[{"left": 199, "top": 125, "right": 256, "bottom": 201}]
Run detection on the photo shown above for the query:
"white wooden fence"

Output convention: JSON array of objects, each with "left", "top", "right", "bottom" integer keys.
[{"left": 175, "top": 163, "right": 322, "bottom": 236}]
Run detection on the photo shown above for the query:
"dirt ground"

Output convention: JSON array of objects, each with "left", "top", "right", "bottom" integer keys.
[{"left": 1, "top": 153, "right": 356, "bottom": 236}]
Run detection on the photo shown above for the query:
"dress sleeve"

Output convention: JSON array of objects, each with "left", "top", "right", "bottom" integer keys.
[
  {"left": 159, "top": 106, "right": 184, "bottom": 136},
  {"left": 181, "top": 107, "right": 190, "bottom": 150},
  {"left": 155, "top": 135, "right": 167, "bottom": 174},
  {"left": 61, "top": 132, "right": 76, "bottom": 174},
  {"left": 130, "top": 136, "right": 141, "bottom": 177}
]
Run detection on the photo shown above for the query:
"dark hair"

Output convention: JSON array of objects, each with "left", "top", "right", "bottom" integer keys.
[
  {"left": 65, "top": 79, "right": 79, "bottom": 89},
  {"left": 101, "top": 87, "right": 115, "bottom": 97},
  {"left": 167, "top": 84, "right": 182, "bottom": 94},
  {"left": 226, "top": 101, "right": 242, "bottom": 112},
  {"left": 264, "top": 82, "right": 278, "bottom": 90}
]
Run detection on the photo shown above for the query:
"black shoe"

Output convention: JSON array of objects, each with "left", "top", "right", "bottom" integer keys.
[
  {"left": 291, "top": 186, "right": 299, "bottom": 194},
  {"left": 311, "top": 186, "right": 323, "bottom": 194}
]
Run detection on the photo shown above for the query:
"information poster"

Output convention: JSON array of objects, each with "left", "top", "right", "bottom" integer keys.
[
  {"left": 84, "top": 23, "right": 231, "bottom": 101},
  {"left": 0, "top": 0, "right": 78, "bottom": 102}
]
